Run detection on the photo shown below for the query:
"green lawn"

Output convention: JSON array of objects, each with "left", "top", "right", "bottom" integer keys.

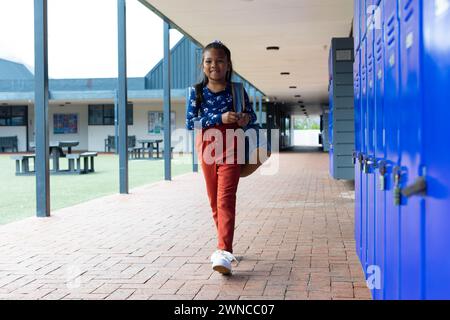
[{"left": 0, "top": 153, "right": 193, "bottom": 225}]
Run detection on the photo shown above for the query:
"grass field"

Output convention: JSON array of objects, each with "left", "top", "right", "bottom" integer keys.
[{"left": 0, "top": 153, "right": 193, "bottom": 225}]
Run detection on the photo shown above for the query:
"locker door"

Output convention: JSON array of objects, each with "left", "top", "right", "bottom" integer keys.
[
  {"left": 423, "top": 0, "right": 450, "bottom": 299},
  {"left": 366, "top": 2, "right": 377, "bottom": 296},
  {"left": 374, "top": 0, "right": 386, "bottom": 300},
  {"left": 399, "top": 0, "right": 424, "bottom": 300},
  {"left": 354, "top": 49, "right": 362, "bottom": 260},
  {"left": 383, "top": 0, "right": 401, "bottom": 300},
  {"left": 360, "top": 38, "right": 368, "bottom": 274}
]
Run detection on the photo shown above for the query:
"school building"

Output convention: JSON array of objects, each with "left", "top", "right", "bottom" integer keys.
[{"left": 0, "top": 0, "right": 450, "bottom": 301}]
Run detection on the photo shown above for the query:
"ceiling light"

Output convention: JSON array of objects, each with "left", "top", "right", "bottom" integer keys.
[
  {"left": 280, "top": 72, "right": 290, "bottom": 75},
  {"left": 266, "top": 46, "right": 280, "bottom": 51},
  {"left": 289, "top": 86, "right": 297, "bottom": 89}
]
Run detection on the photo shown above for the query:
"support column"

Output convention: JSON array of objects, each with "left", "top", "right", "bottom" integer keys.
[
  {"left": 258, "top": 93, "right": 263, "bottom": 125},
  {"left": 252, "top": 88, "right": 257, "bottom": 120},
  {"left": 163, "top": 21, "right": 171, "bottom": 180},
  {"left": 118, "top": 0, "right": 128, "bottom": 193},
  {"left": 34, "top": 0, "right": 50, "bottom": 217},
  {"left": 190, "top": 44, "right": 198, "bottom": 173},
  {"left": 114, "top": 90, "right": 119, "bottom": 155}
]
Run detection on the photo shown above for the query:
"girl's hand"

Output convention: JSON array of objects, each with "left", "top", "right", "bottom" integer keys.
[
  {"left": 237, "top": 113, "right": 250, "bottom": 127},
  {"left": 222, "top": 112, "right": 239, "bottom": 124}
]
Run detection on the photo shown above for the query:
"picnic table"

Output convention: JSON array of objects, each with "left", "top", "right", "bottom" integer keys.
[
  {"left": 136, "top": 139, "right": 163, "bottom": 159},
  {"left": 14, "top": 141, "right": 97, "bottom": 175}
]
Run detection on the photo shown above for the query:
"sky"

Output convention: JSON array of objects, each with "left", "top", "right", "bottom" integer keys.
[{"left": 0, "top": 0, "right": 184, "bottom": 78}]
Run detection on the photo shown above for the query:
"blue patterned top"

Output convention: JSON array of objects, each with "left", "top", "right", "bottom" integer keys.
[{"left": 186, "top": 83, "right": 257, "bottom": 130}]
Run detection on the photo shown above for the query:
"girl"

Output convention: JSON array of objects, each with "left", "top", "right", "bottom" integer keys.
[{"left": 186, "top": 40, "right": 257, "bottom": 275}]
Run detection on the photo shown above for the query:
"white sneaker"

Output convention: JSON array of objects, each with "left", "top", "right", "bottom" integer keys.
[{"left": 210, "top": 250, "right": 237, "bottom": 275}]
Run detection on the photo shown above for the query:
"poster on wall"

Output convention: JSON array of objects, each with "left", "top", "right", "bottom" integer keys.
[
  {"left": 148, "top": 111, "right": 175, "bottom": 134},
  {"left": 54, "top": 114, "right": 78, "bottom": 134}
]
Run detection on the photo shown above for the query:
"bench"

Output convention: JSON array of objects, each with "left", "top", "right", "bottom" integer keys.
[
  {"left": 66, "top": 152, "right": 98, "bottom": 174},
  {"left": 0, "top": 136, "right": 18, "bottom": 152},
  {"left": 10, "top": 154, "right": 35, "bottom": 175},
  {"left": 105, "top": 135, "right": 136, "bottom": 152},
  {"left": 161, "top": 147, "right": 175, "bottom": 159},
  {"left": 129, "top": 146, "right": 144, "bottom": 159}
]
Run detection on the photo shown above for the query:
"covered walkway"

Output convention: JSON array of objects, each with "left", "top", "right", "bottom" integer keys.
[{"left": 0, "top": 150, "right": 370, "bottom": 300}]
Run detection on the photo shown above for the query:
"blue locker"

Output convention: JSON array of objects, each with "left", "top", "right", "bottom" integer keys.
[
  {"left": 398, "top": 0, "right": 424, "bottom": 300},
  {"left": 354, "top": 48, "right": 362, "bottom": 261},
  {"left": 383, "top": 0, "right": 401, "bottom": 300},
  {"left": 373, "top": 0, "right": 386, "bottom": 300},
  {"left": 366, "top": 2, "right": 377, "bottom": 297},
  {"left": 423, "top": 0, "right": 450, "bottom": 299},
  {"left": 360, "top": 37, "right": 368, "bottom": 274}
]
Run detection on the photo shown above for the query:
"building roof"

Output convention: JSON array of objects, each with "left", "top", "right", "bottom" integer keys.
[
  {"left": 0, "top": 36, "right": 261, "bottom": 101},
  {"left": 0, "top": 58, "right": 33, "bottom": 80}
]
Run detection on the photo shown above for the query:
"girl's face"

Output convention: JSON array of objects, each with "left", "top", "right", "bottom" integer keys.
[{"left": 203, "top": 48, "right": 230, "bottom": 83}]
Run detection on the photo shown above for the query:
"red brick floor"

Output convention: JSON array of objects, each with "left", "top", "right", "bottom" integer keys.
[{"left": 0, "top": 148, "right": 371, "bottom": 300}]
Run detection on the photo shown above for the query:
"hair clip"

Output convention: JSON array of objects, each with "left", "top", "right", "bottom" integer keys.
[{"left": 212, "top": 40, "right": 223, "bottom": 45}]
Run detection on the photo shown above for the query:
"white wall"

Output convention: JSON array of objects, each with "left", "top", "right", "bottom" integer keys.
[
  {"left": 0, "top": 126, "right": 27, "bottom": 152},
  {"left": 27, "top": 104, "right": 89, "bottom": 151},
  {"left": 88, "top": 102, "right": 190, "bottom": 152},
  {"left": 294, "top": 130, "right": 321, "bottom": 147},
  {"left": 9, "top": 102, "right": 193, "bottom": 153}
]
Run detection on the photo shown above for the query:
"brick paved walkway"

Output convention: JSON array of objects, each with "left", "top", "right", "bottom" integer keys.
[{"left": 0, "top": 148, "right": 371, "bottom": 300}]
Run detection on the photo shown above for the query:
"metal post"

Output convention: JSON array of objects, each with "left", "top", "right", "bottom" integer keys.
[
  {"left": 163, "top": 21, "right": 172, "bottom": 180},
  {"left": 187, "top": 89, "right": 198, "bottom": 173},
  {"left": 258, "top": 93, "right": 263, "bottom": 125},
  {"left": 34, "top": 0, "right": 50, "bottom": 217},
  {"left": 189, "top": 44, "right": 199, "bottom": 173},
  {"left": 117, "top": 0, "right": 128, "bottom": 193},
  {"left": 114, "top": 90, "right": 119, "bottom": 155},
  {"left": 252, "top": 88, "right": 257, "bottom": 120}
]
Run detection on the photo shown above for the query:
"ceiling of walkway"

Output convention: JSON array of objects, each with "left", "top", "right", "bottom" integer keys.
[{"left": 142, "top": 0, "right": 353, "bottom": 116}]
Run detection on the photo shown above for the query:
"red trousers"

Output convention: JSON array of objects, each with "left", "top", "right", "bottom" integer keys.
[{"left": 198, "top": 123, "right": 241, "bottom": 253}]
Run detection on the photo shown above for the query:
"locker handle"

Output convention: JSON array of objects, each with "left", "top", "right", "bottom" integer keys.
[{"left": 400, "top": 177, "right": 427, "bottom": 198}]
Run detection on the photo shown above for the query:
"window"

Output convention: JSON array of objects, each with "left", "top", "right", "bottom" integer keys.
[
  {"left": 88, "top": 104, "right": 133, "bottom": 125},
  {"left": 0, "top": 106, "right": 27, "bottom": 126}
]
